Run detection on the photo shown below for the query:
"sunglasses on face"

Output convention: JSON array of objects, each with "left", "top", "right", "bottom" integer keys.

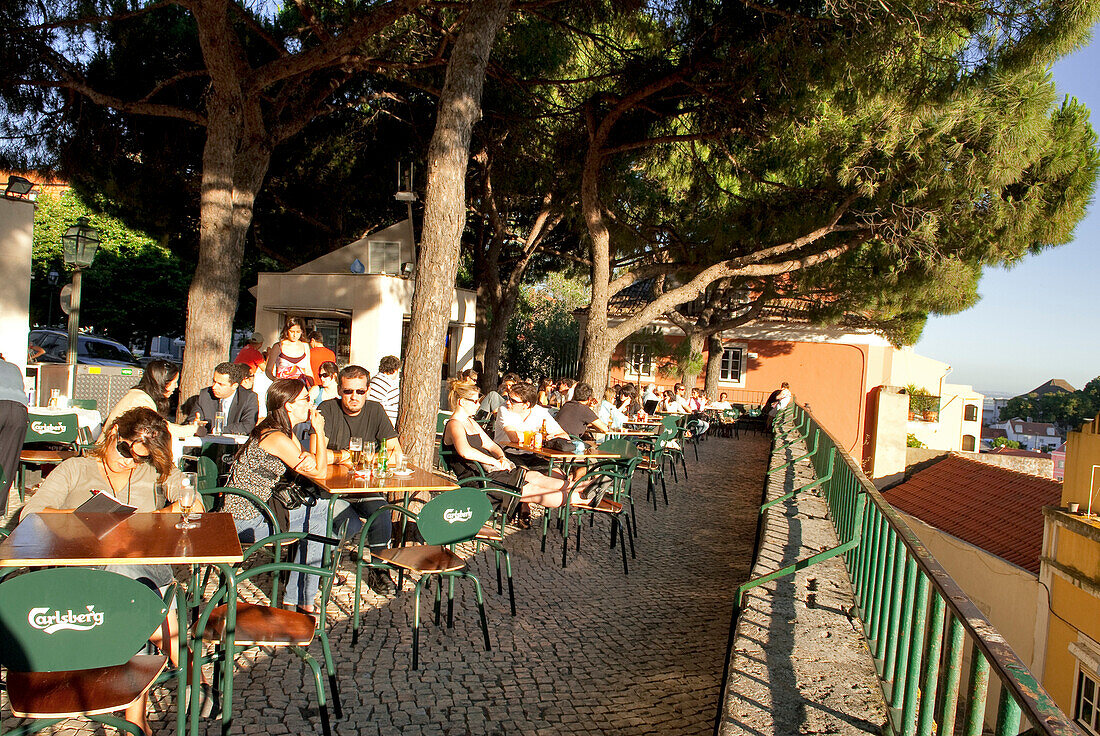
[
  {"left": 116, "top": 440, "right": 152, "bottom": 464},
  {"left": 342, "top": 388, "right": 368, "bottom": 396}
]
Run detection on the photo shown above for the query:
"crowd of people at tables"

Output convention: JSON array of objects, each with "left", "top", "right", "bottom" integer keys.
[{"left": 7, "top": 315, "right": 768, "bottom": 733}]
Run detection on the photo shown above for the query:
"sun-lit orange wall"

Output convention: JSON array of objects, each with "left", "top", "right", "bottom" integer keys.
[{"left": 608, "top": 338, "right": 870, "bottom": 460}]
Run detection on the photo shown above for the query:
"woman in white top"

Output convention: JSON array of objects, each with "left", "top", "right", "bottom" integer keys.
[
  {"left": 265, "top": 317, "right": 313, "bottom": 385},
  {"left": 103, "top": 360, "right": 198, "bottom": 442}
]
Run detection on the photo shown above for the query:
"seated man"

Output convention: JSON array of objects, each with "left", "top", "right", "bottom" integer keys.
[
  {"left": 554, "top": 382, "right": 609, "bottom": 440},
  {"left": 316, "top": 364, "right": 403, "bottom": 595},
  {"left": 479, "top": 372, "right": 519, "bottom": 418},
  {"left": 494, "top": 381, "right": 569, "bottom": 472},
  {"left": 185, "top": 362, "right": 259, "bottom": 436}
]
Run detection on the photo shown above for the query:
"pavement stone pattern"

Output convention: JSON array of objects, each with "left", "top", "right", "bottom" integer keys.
[
  {"left": 717, "top": 418, "right": 888, "bottom": 735},
  {"left": 2, "top": 432, "right": 769, "bottom": 735}
]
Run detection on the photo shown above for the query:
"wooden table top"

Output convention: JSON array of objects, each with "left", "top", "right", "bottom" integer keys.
[
  {"left": 318, "top": 464, "right": 458, "bottom": 495},
  {"left": 0, "top": 512, "right": 244, "bottom": 568},
  {"left": 503, "top": 443, "right": 621, "bottom": 460}
]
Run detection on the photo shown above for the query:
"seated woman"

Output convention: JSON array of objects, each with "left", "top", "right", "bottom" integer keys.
[
  {"left": 312, "top": 360, "right": 340, "bottom": 406},
  {"left": 19, "top": 407, "right": 189, "bottom": 734},
  {"left": 103, "top": 359, "right": 199, "bottom": 442},
  {"left": 444, "top": 380, "right": 600, "bottom": 510},
  {"left": 597, "top": 387, "right": 628, "bottom": 430},
  {"left": 226, "top": 378, "right": 337, "bottom": 614}
]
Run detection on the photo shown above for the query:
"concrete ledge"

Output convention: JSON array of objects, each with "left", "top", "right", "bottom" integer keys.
[{"left": 717, "top": 426, "right": 887, "bottom": 735}]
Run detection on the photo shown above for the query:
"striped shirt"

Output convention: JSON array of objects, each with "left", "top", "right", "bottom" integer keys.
[{"left": 367, "top": 371, "right": 400, "bottom": 425}]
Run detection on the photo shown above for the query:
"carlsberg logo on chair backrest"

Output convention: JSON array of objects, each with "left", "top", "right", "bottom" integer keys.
[
  {"left": 417, "top": 488, "right": 492, "bottom": 546},
  {"left": 28, "top": 605, "right": 105, "bottom": 634},
  {"left": 443, "top": 507, "right": 473, "bottom": 524},
  {"left": 0, "top": 568, "right": 169, "bottom": 673},
  {"left": 29, "top": 420, "right": 67, "bottom": 435}
]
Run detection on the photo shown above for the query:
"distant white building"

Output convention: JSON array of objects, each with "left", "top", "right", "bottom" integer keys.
[{"left": 991, "top": 418, "right": 1063, "bottom": 452}]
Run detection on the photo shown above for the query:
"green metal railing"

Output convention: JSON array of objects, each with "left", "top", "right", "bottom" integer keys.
[{"left": 737, "top": 402, "right": 1078, "bottom": 736}]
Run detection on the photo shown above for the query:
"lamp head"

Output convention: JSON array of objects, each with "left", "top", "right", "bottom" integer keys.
[{"left": 62, "top": 216, "right": 101, "bottom": 268}]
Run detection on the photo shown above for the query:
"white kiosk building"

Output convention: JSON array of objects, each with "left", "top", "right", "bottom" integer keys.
[{"left": 252, "top": 220, "right": 477, "bottom": 377}]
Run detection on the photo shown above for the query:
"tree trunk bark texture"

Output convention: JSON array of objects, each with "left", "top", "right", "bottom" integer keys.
[
  {"left": 180, "top": 92, "right": 271, "bottom": 409},
  {"left": 679, "top": 331, "right": 706, "bottom": 389},
  {"left": 705, "top": 335, "right": 723, "bottom": 399},
  {"left": 398, "top": 0, "right": 510, "bottom": 467}
]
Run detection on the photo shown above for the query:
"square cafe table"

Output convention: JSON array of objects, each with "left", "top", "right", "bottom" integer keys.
[
  {"left": 317, "top": 463, "right": 458, "bottom": 496},
  {"left": 0, "top": 512, "right": 244, "bottom": 736}
]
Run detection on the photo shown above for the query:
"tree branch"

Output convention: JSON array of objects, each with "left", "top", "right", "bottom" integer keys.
[{"left": 248, "top": 0, "right": 428, "bottom": 91}]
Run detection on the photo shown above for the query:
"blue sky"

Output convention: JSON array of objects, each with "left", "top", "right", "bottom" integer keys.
[{"left": 913, "top": 28, "right": 1100, "bottom": 398}]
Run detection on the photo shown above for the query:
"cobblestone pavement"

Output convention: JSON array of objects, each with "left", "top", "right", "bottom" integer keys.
[{"left": 2, "top": 433, "right": 769, "bottom": 735}]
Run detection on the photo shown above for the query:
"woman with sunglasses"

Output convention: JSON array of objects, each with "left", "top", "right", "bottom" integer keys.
[
  {"left": 227, "top": 378, "right": 336, "bottom": 613},
  {"left": 444, "top": 380, "right": 601, "bottom": 509},
  {"left": 103, "top": 359, "right": 199, "bottom": 440},
  {"left": 22, "top": 406, "right": 183, "bottom": 517},
  {"left": 312, "top": 360, "right": 340, "bottom": 406},
  {"left": 19, "top": 407, "right": 189, "bottom": 734}
]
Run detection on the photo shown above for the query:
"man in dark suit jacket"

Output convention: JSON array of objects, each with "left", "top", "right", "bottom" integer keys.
[{"left": 185, "top": 362, "right": 259, "bottom": 436}]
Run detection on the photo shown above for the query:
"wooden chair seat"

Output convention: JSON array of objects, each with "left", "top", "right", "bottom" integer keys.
[
  {"left": 584, "top": 497, "right": 623, "bottom": 513},
  {"left": 19, "top": 448, "right": 80, "bottom": 464},
  {"left": 475, "top": 524, "right": 503, "bottom": 542},
  {"left": 6, "top": 654, "right": 166, "bottom": 719},
  {"left": 201, "top": 603, "right": 316, "bottom": 646},
  {"left": 374, "top": 545, "right": 466, "bottom": 573}
]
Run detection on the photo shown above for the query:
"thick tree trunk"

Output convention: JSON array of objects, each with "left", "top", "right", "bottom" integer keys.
[
  {"left": 481, "top": 286, "right": 518, "bottom": 389},
  {"left": 680, "top": 330, "right": 707, "bottom": 389},
  {"left": 179, "top": 97, "right": 271, "bottom": 410},
  {"left": 705, "top": 335, "right": 723, "bottom": 399},
  {"left": 397, "top": 0, "right": 510, "bottom": 467}
]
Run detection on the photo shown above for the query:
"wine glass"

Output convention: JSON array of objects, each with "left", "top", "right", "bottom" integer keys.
[{"left": 176, "top": 475, "right": 199, "bottom": 529}]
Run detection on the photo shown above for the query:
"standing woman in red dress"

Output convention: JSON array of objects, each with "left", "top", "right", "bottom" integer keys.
[{"left": 265, "top": 317, "right": 313, "bottom": 386}]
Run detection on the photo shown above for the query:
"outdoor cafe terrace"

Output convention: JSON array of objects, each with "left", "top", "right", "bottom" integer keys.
[{"left": 0, "top": 409, "right": 1080, "bottom": 735}]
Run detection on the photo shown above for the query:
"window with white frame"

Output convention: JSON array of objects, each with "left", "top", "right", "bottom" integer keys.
[
  {"left": 626, "top": 343, "right": 652, "bottom": 377},
  {"left": 1077, "top": 665, "right": 1100, "bottom": 736},
  {"left": 719, "top": 346, "right": 745, "bottom": 384}
]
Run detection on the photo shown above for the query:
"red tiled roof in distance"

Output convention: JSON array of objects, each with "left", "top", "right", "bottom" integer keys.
[
  {"left": 988, "top": 447, "right": 1051, "bottom": 459},
  {"left": 882, "top": 454, "right": 1062, "bottom": 575}
]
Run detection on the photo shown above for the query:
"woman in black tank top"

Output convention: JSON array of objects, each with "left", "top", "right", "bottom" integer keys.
[{"left": 443, "top": 380, "right": 599, "bottom": 509}]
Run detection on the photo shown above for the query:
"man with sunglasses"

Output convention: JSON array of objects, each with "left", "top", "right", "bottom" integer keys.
[{"left": 315, "top": 364, "right": 403, "bottom": 594}]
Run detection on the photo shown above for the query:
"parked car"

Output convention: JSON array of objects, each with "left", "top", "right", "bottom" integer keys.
[{"left": 29, "top": 329, "right": 140, "bottom": 367}]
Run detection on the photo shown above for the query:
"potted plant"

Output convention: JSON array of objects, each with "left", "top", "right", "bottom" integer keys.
[{"left": 906, "top": 384, "right": 938, "bottom": 421}]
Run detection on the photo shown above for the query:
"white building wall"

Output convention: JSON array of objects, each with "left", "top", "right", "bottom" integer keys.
[{"left": 0, "top": 197, "right": 34, "bottom": 375}]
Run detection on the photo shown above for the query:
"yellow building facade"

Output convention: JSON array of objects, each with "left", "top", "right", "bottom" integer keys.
[{"left": 1040, "top": 415, "right": 1100, "bottom": 735}]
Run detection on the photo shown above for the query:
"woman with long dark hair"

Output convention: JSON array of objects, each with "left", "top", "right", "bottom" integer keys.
[
  {"left": 103, "top": 359, "right": 197, "bottom": 440},
  {"left": 227, "top": 378, "right": 335, "bottom": 613},
  {"left": 265, "top": 317, "right": 313, "bottom": 386}
]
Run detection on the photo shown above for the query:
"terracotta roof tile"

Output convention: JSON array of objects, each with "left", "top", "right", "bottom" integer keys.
[{"left": 883, "top": 455, "right": 1061, "bottom": 575}]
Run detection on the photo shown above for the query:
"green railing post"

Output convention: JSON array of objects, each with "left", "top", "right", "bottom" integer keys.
[
  {"left": 899, "top": 571, "right": 930, "bottom": 736},
  {"left": 963, "top": 647, "right": 991, "bottom": 736},
  {"left": 890, "top": 557, "right": 918, "bottom": 708},
  {"left": 882, "top": 540, "right": 908, "bottom": 682},
  {"left": 939, "top": 614, "right": 966, "bottom": 735},
  {"left": 873, "top": 532, "right": 899, "bottom": 664},
  {"left": 865, "top": 511, "right": 889, "bottom": 639},
  {"left": 915, "top": 591, "right": 946, "bottom": 736},
  {"left": 995, "top": 686, "right": 1023, "bottom": 735}
]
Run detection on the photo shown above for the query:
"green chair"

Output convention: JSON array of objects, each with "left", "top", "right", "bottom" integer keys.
[
  {"left": 17, "top": 412, "right": 81, "bottom": 502},
  {"left": 192, "top": 528, "right": 344, "bottom": 736},
  {"left": 635, "top": 428, "right": 674, "bottom": 509},
  {"left": 558, "top": 462, "right": 634, "bottom": 573},
  {"left": 0, "top": 567, "right": 176, "bottom": 736},
  {"left": 434, "top": 410, "right": 452, "bottom": 469},
  {"left": 351, "top": 487, "right": 495, "bottom": 669},
  {"left": 438, "top": 442, "right": 525, "bottom": 611},
  {"left": 657, "top": 416, "right": 690, "bottom": 482},
  {"left": 595, "top": 438, "right": 645, "bottom": 537}
]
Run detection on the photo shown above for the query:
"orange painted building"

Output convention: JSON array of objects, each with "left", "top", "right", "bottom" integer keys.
[{"left": 605, "top": 321, "right": 983, "bottom": 474}]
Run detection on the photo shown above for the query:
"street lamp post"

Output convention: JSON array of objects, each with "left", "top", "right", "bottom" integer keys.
[{"left": 61, "top": 217, "right": 101, "bottom": 400}]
